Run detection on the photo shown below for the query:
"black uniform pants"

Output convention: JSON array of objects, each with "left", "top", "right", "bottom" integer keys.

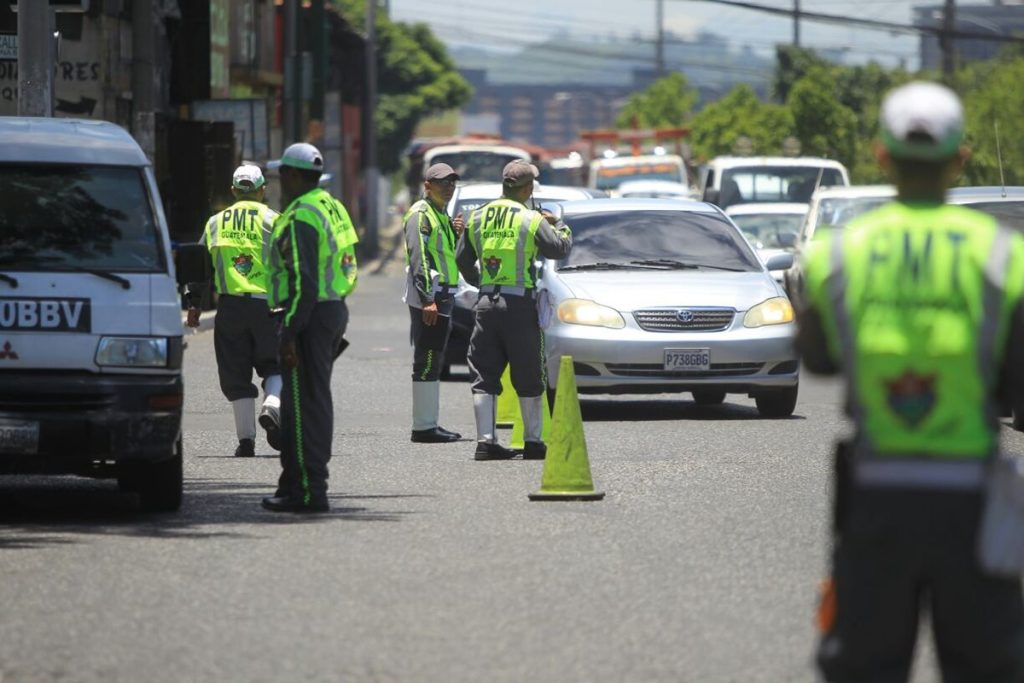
[
  {"left": 467, "top": 292, "right": 545, "bottom": 397},
  {"left": 818, "top": 484, "right": 1024, "bottom": 683},
  {"left": 213, "top": 294, "right": 280, "bottom": 401},
  {"left": 408, "top": 306, "right": 452, "bottom": 382},
  {"left": 276, "top": 300, "right": 348, "bottom": 505}
]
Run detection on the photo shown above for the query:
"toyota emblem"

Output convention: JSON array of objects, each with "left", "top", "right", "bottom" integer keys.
[{"left": 676, "top": 310, "right": 695, "bottom": 323}]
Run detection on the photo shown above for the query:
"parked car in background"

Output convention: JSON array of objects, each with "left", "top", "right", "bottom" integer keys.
[
  {"left": 537, "top": 198, "right": 799, "bottom": 416},
  {"left": 616, "top": 179, "right": 697, "bottom": 200},
  {"left": 725, "top": 203, "right": 808, "bottom": 286},
  {"left": 423, "top": 143, "right": 531, "bottom": 186},
  {"left": 783, "top": 185, "right": 895, "bottom": 305},
  {"left": 947, "top": 186, "right": 1024, "bottom": 231},
  {"left": 587, "top": 153, "right": 688, "bottom": 196},
  {"left": 697, "top": 156, "right": 850, "bottom": 209}
]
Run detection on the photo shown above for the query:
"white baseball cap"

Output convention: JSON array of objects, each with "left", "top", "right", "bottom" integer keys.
[
  {"left": 880, "top": 81, "right": 964, "bottom": 161},
  {"left": 267, "top": 142, "right": 324, "bottom": 172},
  {"left": 232, "top": 164, "right": 265, "bottom": 190}
]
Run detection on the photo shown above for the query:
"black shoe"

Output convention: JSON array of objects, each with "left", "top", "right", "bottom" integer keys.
[
  {"left": 474, "top": 441, "right": 517, "bottom": 461},
  {"left": 411, "top": 427, "right": 461, "bottom": 443},
  {"left": 523, "top": 441, "right": 547, "bottom": 460},
  {"left": 259, "top": 405, "right": 281, "bottom": 451},
  {"left": 235, "top": 438, "right": 255, "bottom": 458},
  {"left": 261, "top": 496, "right": 329, "bottom": 513}
]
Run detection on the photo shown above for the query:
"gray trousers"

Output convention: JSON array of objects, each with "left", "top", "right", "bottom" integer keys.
[
  {"left": 213, "top": 294, "right": 280, "bottom": 401},
  {"left": 276, "top": 300, "right": 348, "bottom": 505},
  {"left": 467, "top": 291, "right": 545, "bottom": 397}
]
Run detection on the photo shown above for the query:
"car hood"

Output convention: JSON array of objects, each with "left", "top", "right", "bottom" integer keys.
[{"left": 552, "top": 270, "right": 779, "bottom": 311}]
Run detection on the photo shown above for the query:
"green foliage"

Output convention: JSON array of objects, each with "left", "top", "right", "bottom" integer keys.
[
  {"left": 787, "top": 67, "right": 858, "bottom": 171},
  {"left": 955, "top": 54, "right": 1024, "bottom": 185},
  {"left": 772, "top": 45, "right": 832, "bottom": 103},
  {"left": 330, "top": 1, "right": 472, "bottom": 174},
  {"left": 688, "top": 84, "right": 794, "bottom": 161},
  {"left": 614, "top": 72, "right": 698, "bottom": 129}
]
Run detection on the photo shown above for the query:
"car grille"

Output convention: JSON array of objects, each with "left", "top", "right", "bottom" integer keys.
[
  {"left": 605, "top": 362, "right": 764, "bottom": 377},
  {"left": 633, "top": 308, "right": 735, "bottom": 332}
]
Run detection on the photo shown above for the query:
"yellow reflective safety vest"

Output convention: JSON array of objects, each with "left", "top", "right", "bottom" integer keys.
[
  {"left": 203, "top": 200, "right": 278, "bottom": 296},
  {"left": 466, "top": 198, "right": 546, "bottom": 289},
  {"left": 403, "top": 198, "right": 459, "bottom": 286},
  {"left": 804, "top": 201, "right": 1024, "bottom": 459}
]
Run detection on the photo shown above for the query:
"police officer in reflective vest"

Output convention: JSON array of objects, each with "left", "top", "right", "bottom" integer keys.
[
  {"left": 186, "top": 164, "right": 282, "bottom": 458},
  {"left": 260, "top": 143, "right": 358, "bottom": 513},
  {"left": 403, "top": 162, "right": 466, "bottom": 443},
  {"left": 797, "top": 82, "right": 1024, "bottom": 681},
  {"left": 456, "top": 160, "right": 572, "bottom": 461}
]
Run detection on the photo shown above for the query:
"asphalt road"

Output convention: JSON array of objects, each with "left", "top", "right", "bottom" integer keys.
[{"left": 3, "top": 260, "right": 1019, "bottom": 682}]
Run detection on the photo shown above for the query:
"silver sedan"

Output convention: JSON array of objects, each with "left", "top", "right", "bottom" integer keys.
[{"left": 538, "top": 199, "right": 799, "bottom": 416}]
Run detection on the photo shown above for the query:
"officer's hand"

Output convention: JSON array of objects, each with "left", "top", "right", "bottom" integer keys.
[
  {"left": 453, "top": 213, "right": 465, "bottom": 237},
  {"left": 541, "top": 210, "right": 559, "bottom": 227},
  {"left": 280, "top": 340, "right": 299, "bottom": 369},
  {"left": 186, "top": 307, "right": 201, "bottom": 328},
  {"left": 422, "top": 302, "right": 439, "bottom": 326}
]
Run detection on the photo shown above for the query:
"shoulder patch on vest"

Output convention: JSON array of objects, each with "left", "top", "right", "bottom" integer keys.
[{"left": 419, "top": 219, "right": 432, "bottom": 236}]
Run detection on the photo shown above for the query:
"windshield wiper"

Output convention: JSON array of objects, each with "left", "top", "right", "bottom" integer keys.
[
  {"left": 559, "top": 261, "right": 667, "bottom": 271},
  {"left": 630, "top": 258, "right": 747, "bottom": 272},
  {"left": 67, "top": 266, "right": 132, "bottom": 289},
  {"left": 0, "top": 273, "right": 17, "bottom": 288}
]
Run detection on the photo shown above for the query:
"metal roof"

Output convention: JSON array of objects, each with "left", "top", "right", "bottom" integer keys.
[{"left": 0, "top": 117, "right": 149, "bottom": 166}]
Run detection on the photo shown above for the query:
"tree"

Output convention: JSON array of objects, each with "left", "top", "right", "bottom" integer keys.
[
  {"left": 772, "top": 45, "right": 831, "bottom": 103},
  {"left": 331, "top": 1, "right": 472, "bottom": 174},
  {"left": 614, "top": 72, "right": 698, "bottom": 129},
  {"left": 957, "top": 56, "right": 1024, "bottom": 186},
  {"left": 688, "top": 84, "right": 794, "bottom": 161},
  {"left": 787, "top": 67, "right": 858, "bottom": 172}
]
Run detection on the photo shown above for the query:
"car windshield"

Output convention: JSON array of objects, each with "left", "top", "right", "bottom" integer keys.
[
  {"left": 428, "top": 152, "right": 526, "bottom": 185},
  {"left": 720, "top": 166, "right": 845, "bottom": 207},
  {"left": 957, "top": 200, "right": 1024, "bottom": 232},
  {"left": 810, "top": 196, "right": 891, "bottom": 238},
  {"left": 729, "top": 213, "right": 805, "bottom": 249},
  {"left": 0, "top": 164, "right": 163, "bottom": 271},
  {"left": 558, "top": 209, "right": 762, "bottom": 272},
  {"left": 594, "top": 160, "right": 684, "bottom": 190}
]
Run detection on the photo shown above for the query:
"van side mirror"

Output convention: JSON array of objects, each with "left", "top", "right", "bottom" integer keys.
[
  {"left": 175, "top": 243, "right": 211, "bottom": 289},
  {"left": 776, "top": 231, "right": 798, "bottom": 249},
  {"left": 703, "top": 188, "right": 721, "bottom": 206}
]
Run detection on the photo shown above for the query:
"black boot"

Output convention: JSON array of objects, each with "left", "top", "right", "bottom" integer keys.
[
  {"left": 474, "top": 440, "right": 517, "bottom": 461},
  {"left": 234, "top": 438, "right": 255, "bottom": 457},
  {"left": 523, "top": 441, "right": 547, "bottom": 460}
]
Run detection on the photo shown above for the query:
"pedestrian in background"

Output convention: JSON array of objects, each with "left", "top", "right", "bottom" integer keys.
[
  {"left": 456, "top": 160, "right": 572, "bottom": 461},
  {"left": 261, "top": 143, "right": 358, "bottom": 513},
  {"left": 186, "top": 164, "right": 282, "bottom": 457},
  {"left": 403, "top": 162, "right": 464, "bottom": 444},
  {"left": 797, "top": 81, "right": 1024, "bottom": 682}
]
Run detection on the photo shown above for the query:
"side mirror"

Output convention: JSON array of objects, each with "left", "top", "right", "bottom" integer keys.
[
  {"left": 703, "top": 188, "right": 721, "bottom": 206},
  {"left": 175, "top": 243, "right": 211, "bottom": 288},
  {"left": 765, "top": 253, "right": 794, "bottom": 272},
  {"left": 776, "top": 231, "right": 798, "bottom": 249}
]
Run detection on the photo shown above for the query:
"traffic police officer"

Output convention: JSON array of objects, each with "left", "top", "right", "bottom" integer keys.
[
  {"left": 186, "top": 164, "right": 282, "bottom": 457},
  {"left": 456, "top": 160, "right": 572, "bottom": 461},
  {"left": 403, "top": 162, "right": 464, "bottom": 443},
  {"left": 797, "top": 82, "right": 1024, "bottom": 681},
  {"left": 260, "top": 143, "right": 358, "bottom": 513}
]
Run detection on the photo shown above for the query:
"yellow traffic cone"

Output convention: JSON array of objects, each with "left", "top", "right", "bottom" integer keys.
[
  {"left": 529, "top": 356, "right": 604, "bottom": 501},
  {"left": 496, "top": 365, "right": 517, "bottom": 428},
  {"left": 509, "top": 391, "right": 552, "bottom": 449}
]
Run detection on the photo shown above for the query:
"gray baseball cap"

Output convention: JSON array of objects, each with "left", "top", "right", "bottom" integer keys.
[
  {"left": 502, "top": 159, "right": 539, "bottom": 188},
  {"left": 425, "top": 163, "right": 460, "bottom": 181},
  {"left": 880, "top": 81, "right": 964, "bottom": 161},
  {"left": 267, "top": 142, "right": 324, "bottom": 171}
]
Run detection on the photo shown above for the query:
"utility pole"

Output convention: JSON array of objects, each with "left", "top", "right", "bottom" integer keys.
[
  {"left": 18, "top": 1, "right": 53, "bottom": 116},
  {"left": 364, "top": 0, "right": 379, "bottom": 257},
  {"left": 283, "top": 0, "right": 299, "bottom": 142},
  {"left": 655, "top": 0, "right": 665, "bottom": 77},
  {"left": 793, "top": 0, "right": 801, "bottom": 47},
  {"left": 940, "top": 0, "right": 957, "bottom": 81},
  {"left": 132, "top": 0, "right": 156, "bottom": 158}
]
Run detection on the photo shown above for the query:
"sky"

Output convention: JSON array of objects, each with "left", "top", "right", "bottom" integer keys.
[{"left": 390, "top": 0, "right": 945, "bottom": 70}]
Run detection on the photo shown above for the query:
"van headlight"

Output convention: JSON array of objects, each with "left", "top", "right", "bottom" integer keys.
[
  {"left": 557, "top": 299, "right": 625, "bottom": 329},
  {"left": 743, "top": 297, "right": 794, "bottom": 328},
  {"left": 95, "top": 337, "right": 169, "bottom": 367}
]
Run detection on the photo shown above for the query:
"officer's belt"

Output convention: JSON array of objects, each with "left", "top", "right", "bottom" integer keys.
[
  {"left": 221, "top": 292, "right": 268, "bottom": 301},
  {"left": 853, "top": 457, "right": 987, "bottom": 490},
  {"left": 479, "top": 284, "right": 534, "bottom": 298}
]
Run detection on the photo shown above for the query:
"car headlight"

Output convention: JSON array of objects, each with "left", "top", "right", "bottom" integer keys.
[
  {"left": 95, "top": 337, "right": 169, "bottom": 367},
  {"left": 557, "top": 299, "right": 625, "bottom": 329},
  {"left": 743, "top": 297, "right": 794, "bottom": 328}
]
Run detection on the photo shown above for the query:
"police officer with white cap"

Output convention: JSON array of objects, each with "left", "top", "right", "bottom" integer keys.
[
  {"left": 261, "top": 143, "right": 359, "bottom": 513},
  {"left": 186, "top": 164, "right": 282, "bottom": 457},
  {"left": 456, "top": 159, "right": 572, "bottom": 461}
]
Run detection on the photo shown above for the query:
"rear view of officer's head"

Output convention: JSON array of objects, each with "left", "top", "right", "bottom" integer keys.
[
  {"left": 231, "top": 164, "right": 266, "bottom": 202},
  {"left": 269, "top": 143, "right": 324, "bottom": 203},
  {"left": 876, "top": 81, "right": 968, "bottom": 195},
  {"left": 502, "top": 160, "right": 540, "bottom": 202}
]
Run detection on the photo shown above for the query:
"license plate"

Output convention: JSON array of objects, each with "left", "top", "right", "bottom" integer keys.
[
  {"left": 0, "top": 419, "right": 40, "bottom": 455},
  {"left": 664, "top": 348, "right": 711, "bottom": 371}
]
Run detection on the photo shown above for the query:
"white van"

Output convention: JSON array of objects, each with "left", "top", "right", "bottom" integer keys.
[
  {"left": 587, "top": 153, "right": 687, "bottom": 195},
  {"left": 0, "top": 118, "right": 184, "bottom": 511},
  {"left": 698, "top": 156, "right": 850, "bottom": 209}
]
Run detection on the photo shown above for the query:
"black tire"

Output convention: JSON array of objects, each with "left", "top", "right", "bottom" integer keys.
[
  {"left": 692, "top": 390, "right": 726, "bottom": 406},
  {"left": 755, "top": 385, "right": 799, "bottom": 418},
  {"left": 120, "top": 438, "right": 183, "bottom": 513}
]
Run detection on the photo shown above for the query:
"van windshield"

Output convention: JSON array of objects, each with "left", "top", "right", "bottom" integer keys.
[
  {"left": 719, "top": 166, "right": 845, "bottom": 207},
  {"left": 0, "top": 165, "right": 163, "bottom": 272},
  {"left": 428, "top": 152, "right": 526, "bottom": 184}
]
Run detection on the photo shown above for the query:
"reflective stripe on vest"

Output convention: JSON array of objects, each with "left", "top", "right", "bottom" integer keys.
[
  {"left": 468, "top": 198, "right": 542, "bottom": 288},
  {"left": 403, "top": 199, "right": 458, "bottom": 287},
  {"left": 204, "top": 200, "right": 277, "bottom": 296}
]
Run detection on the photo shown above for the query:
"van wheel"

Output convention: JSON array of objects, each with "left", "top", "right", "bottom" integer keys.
[
  {"left": 692, "top": 390, "right": 726, "bottom": 405},
  {"left": 755, "top": 385, "right": 799, "bottom": 418},
  {"left": 119, "top": 438, "right": 183, "bottom": 512}
]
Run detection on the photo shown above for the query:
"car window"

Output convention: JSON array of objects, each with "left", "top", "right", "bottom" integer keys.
[
  {"left": 428, "top": 152, "right": 525, "bottom": 185},
  {"left": 730, "top": 214, "right": 805, "bottom": 248},
  {"left": 560, "top": 209, "right": 762, "bottom": 271},
  {"left": 957, "top": 200, "right": 1024, "bottom": 232},
  {"left": 720, "top": 166, "right": 845, "bottom": 206},
  {"left": 0, "top": 164, "right": 163, "bottom": 271},
  {"left": 811, "top": 196, "right": 890, "bottom": 237}
]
